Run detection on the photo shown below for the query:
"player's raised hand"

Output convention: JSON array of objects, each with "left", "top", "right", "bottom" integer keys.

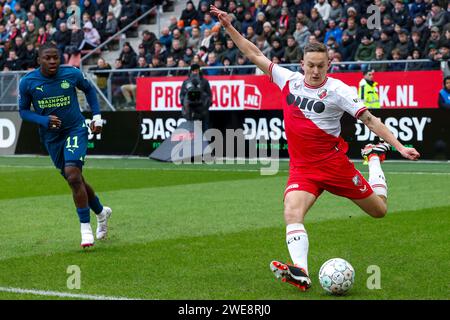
[
  {"left": 399, "top": 146, "right": 420, "bottom": 161},
  {"left": 48, "top": 115, "right": 61, "bottom": 130},
  {"left": 210, "top": 5, "right": 231, "bottom": 28}
]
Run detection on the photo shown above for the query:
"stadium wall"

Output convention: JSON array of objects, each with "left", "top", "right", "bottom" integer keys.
[{"left": 1, "top": 110, "right": 449, "bottom": 160}]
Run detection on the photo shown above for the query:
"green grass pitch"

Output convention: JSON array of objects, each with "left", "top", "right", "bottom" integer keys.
[{"left": 0, "top": 156, "right": 449, "bottom": 300}]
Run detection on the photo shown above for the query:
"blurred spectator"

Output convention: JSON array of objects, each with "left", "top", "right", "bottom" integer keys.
[
  {"left": 4, "top": 50, "right": 21, "bottom": 70},
  {"left": 111, "top": 58, "right": 129, "bottom": 103},
  {"left": 137, "top": 43, "right": 150, "bottom": 62},
  {"left": 180, "top": 0, "right": 198, "bottom": 27},
  {"left": 254, "top": 12, "right": 266, "bottom": 36},
  {"left": 0, "top": 24, "right": 9, "bottom": 46},
  {"left": 119, "top": 0, "right": 138, "bottom": 29},
  {"left": 168, "top": 16, "right": 179, "bottom": 32},
  {"left": 262, "top": 21, "right": 275, "bottom": 43},
  {"left": 187, "top": 26, "right": 201, "bottom": 51},
  {"left": 79, "top": 21, "right": 101, "bottom": 51},
  {"left": 93, "top": 10, "right": 106, "bottom": 38},
  {"left": 376, "top": 31, "right": 394, "bottom": 59},
  {"left": 23, "top": 22, "right": 38, "bottom": 47},
  {"left": 108, "top": 0, "right": 123, "bottom": 20},
  {"left": 149, "top": 40, "right": 167, "bottom": 63},
  {"left": 410, "top": 31, "right": 424, "bottom": 56},
  {"left": 354, "top": 35, "right": 376, "bottom": 71},
  {"left": 211, "top": 39, "right": 225, "bottom": 63},
  {"left": 275, "top": 24, "right": 289, "bottom": 47},
  {"left": 121, "top": 56, "right": 150, "bottom": 107},
  {"left": 83, "top": 0, "right": 97, "bottom": 18},
  {"left": 427, "top": 1, "right": 448, "bottom": 29},
  {"left": 169, "top": 38, "right": 184, "bottom": 62},
  {"left": 172, "top": 28, "right": 186, "bottom": 49},
  {"left": 165, "top": 55, "right": 177, "bottom": 76},
  {"left": 207, "top": 25, "right": 225, "bottom": 52},
  {"left": 293, "top": 19, "right": 311, "bottom": 50},
  {"left": 55, "top": 11, "right": 68, "bottom": 31},
  {"left": 197, "top": 0, "right": 209, "bottom": 25},
  {"left": 289, "top": 0, "right": 313, "bottom": 18},
  {"left": 310, "top": 8, "right": 326, "bottom": 42},
  {"left": 140, "top": 30, "right": 156, "bottom": 54},
  {"left": 36, "top": 26, "right": 50, "bottom": 48},
  {"left": 22, "top": 43, "right": 39, "bottom": 70},
  {"left": 394, "top": 29, "right": 412, "bottom": 59},
  {"left": 358, "top": 69, "right": 380, "bottom": 108},
  {"left": 234, "top": 54, "right": 254, "bottom": 75},
  {"left": 372, "top": 47, "right": 388, "bottom": 72},
  {"left": 411, "top": 13, "right": 429, "bottom": 39},
  {"left": 200, "top": 12, "right": 216, "bottom": 34},
  {"left": 269, "top": 37, "right": 285, "bottom": 61},
  {"left": 329, "top": 0, "right": 343, "bottom": 24},
  {"left": 256, "top": 35, "right": 271, "bottom": 57},
  {"left": 407, "top": 49, "right": 427, "bottom": 70},
  {"left": 409, "top": 0, "right": 428, "bottom": 18},
  {"left": 103, "top": 11, "right": 119, "bottom": 44},
  {"left": 324, "top": 19, "right": 342, "bottom": 45},
  {"left": 221, "top": 56, "right": 233, "bottom": 74},
  {"left": 96, "top": 0, "right": 110, "bottom": 16},
  {"left": 13, "top": 3, "right": 27, "bottom": 22},
  {"left": 330, "top": 52, "right": 345, "bottom": 73},
  {"left": 283, "top": 35, "right": 302, "bottom": 63},
  {"left": 52, "top": 22, "right": 71, "bottom": 59},
  {"left": 223, "top": 37, "right": 238, "bottom": 63},
  {"left": 149, "top": 55, "right": 165, "bottom": 76},
  {"left": 381, "top": 14, "right": 395, "bottom": 37},
  {"left": 314, "top": 0, "right": 331, "bottom": 24},
  {"left": 242, "top": 10, "right": 255, "bottom": 36},
  {"left": 389, "top": 48, "right": 406, "bottom": 71},
  {"left": 278, "top": 7, "right": 294, "bottom": 33},
  {"left": 12, "top": 36, "right": 26, "bottom": 62},
  {"left": 183, "top": 47, "right": 194, "bottom": 64},
  {"left": 0, "top": 49, "right": 6, "bottom": 71},
  {"left": 425, "top": 26, "right": 443, "bottom": 53},
  {"left": 89, "top": 57, "right": 111, "bottom": 96},
  {"left": 176, "top": 59, "right": 189, "bottom": 76},
  {"left": 339, "top": 30, "right": 357, "bottom": 62},
  {"left": 205, "top": 51, "right": 223, "bottom": 75},
  {"left": 438, "top": 75, "right": 450, "bottom": 109},
  {"left": 159, "top": 26, "right": 172, "bottom": 50},
  {"left": 119, "top": 41, "right": 137, "bottom": 68},
  {"left": 343, "top": 0, "right": 361, "bottom": 19},
  {"left": 265, "top": 0, "right": 281, "bottom": 26},
  {"left": 64, "top": 24, "right": 84, "bottom": 63},
  {"left": 391, "top": 0, "right": 409, "bottom": 28}
]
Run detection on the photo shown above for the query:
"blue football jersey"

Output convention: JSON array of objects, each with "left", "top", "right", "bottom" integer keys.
[{"left": 18, "top": 65, "right": 100, "bottom": 134}]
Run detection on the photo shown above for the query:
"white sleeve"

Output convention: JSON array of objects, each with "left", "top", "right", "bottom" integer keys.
[
  {"left": 337, "top": 83, "right": 368, "bottom": 119},
  {"left": 269, "top": 63, "right": 301, "bottom": 90}
]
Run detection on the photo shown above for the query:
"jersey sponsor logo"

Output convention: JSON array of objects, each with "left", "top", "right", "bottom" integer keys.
[
  {"left": 359, "top": 185, "right": 368, "bottom": 193},
  {"left": 37, "top": 95, "right": 71, "bottom": 109},
  {"left": 286, "top": 93, "right": 326, "bottom": 114},
  {"left": 36, "top": 86, "right": 44, "bottom": 92}
]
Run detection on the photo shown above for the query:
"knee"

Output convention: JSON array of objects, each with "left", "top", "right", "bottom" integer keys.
[
  {"left": 65, "top": 171, "right": 83, "bottom": 189},
  {"left": 284, "top": 204, "right": 305, "bottom": 224},
  {"left": 371, "top": 204, "right": 387, "bottom": 218}
]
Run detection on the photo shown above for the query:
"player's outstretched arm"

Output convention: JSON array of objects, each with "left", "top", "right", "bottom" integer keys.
[
  {"left": 75, "top": 69, "right": 103, "bottom": 134},
  {"left": 359, "top": 110, "right": 420, "bottom": 160},
  {"left": 210, "top": 5, "right": 271, "bottom": 75}
]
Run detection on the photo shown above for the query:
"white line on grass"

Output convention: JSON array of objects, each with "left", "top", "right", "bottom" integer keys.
[
  {"left": 0, "top": 286, "right": 141, "bottom": 300},
  {"left": 0, "top": 164, "right": 449, "bottom": 175}
]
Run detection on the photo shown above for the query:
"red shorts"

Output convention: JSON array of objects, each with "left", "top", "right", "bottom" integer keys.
[{"left": 284, "top": 154, "right": 373, "bottom": 200}]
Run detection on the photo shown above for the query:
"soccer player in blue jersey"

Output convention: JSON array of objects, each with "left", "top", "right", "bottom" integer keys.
[{"left": 18, "top": 42, "right": 112, "bottom": 248}]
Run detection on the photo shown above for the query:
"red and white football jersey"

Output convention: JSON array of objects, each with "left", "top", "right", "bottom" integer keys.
[{"left": 269, "top": 63, "right": 367, "bottom": 166}]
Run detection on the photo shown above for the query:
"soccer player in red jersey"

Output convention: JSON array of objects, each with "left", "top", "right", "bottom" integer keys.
[{"left": 210, "top": 5, "right": 420, "bottom": 291}]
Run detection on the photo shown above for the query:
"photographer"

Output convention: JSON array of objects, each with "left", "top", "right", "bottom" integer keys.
[{"left": 180, "top": 64, "right": 212, "bottom": 131}]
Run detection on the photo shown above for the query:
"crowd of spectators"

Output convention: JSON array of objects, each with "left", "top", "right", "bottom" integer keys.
[
  {"left": 0, "top": 0, "right": 171, "bottom": 71},
  {"left": 125, "top": 0, "right": 449, "bottom": 75},
  {"left": 0, "top": 0, "right": 449, "bottom": 74}
]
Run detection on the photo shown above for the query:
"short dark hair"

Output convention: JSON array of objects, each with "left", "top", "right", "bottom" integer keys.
[
  {"left": 38, "top": 41, "right": 58, "bottom": 56},
  {"left": 303, "top": 42, "right": 328, "bottom": 56}
]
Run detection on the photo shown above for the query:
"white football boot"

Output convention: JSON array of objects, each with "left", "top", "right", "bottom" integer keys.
[
  {"left": 96, "top": 206, "right": 112, "bottom": 240},
  {"left": 81, "top": 223, "right": 94, "bottom": 248}
]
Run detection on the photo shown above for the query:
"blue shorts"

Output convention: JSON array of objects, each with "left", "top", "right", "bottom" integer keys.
[{"left": 43, "top": 124, "right": 88, "bottom": 175}]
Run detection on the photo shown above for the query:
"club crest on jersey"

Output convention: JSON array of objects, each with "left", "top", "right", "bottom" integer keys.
[
  {"left": 352, "top": 175, "right": 362, "bottom": 187},
  {"left": 61, "top": 80, "right": 70, "bottom": 89},
  {"left": 317, "top": 88, "right": 327, "bottom": 100}
]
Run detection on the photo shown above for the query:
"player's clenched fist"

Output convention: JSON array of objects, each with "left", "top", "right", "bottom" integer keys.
[
  {"left": 48, "top": 115, "right": 61, "bottom": 130},
  {"left": 90, "top": 115, "right": 103, "bottom": 134}
]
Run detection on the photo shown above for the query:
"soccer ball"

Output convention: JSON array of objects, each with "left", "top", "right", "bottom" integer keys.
[{"left": 318, "top": 258, "right": 355, "bottom": 295}]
